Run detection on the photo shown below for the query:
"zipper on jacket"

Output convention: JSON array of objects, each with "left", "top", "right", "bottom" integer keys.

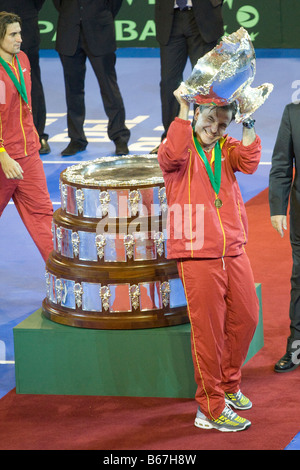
[{"left": 222, "top": 256, "right": 225, "bottom": 270}]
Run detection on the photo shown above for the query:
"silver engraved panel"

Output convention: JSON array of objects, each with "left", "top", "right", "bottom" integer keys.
[
  {"left": 82, "top": 282, "right": 102, "bottom": 312},
  {"left": 78, "top": 230, "right": 98, "bottom": 261},
  {"left": 83, "top": 188, "right": 103, "bottom": 218},
  {"left": 134, "top": 232, "right": 156, "bottom": 261},
  {"left": 61, "top": 183, "right": 166, "bottom": 219},
  {"left": 62, "top": 184, "right": 77, "bottom": 215},
  {"left": 109, "top": 284, "right": 132, "bottom": 312},
  {"left": 53, "top": 226, "right": 168, "bottom": 262},
  {"left": 61, "top": 227, "right": 73, "bottom": 258},
  {"left": 168, "top": 278, "right": 186, "bottom": 308},
  {"left": 103, "top": 234, "right": 126, "bottom": 262},
  {"left": 139, "top": 281, "right": 162, "bottom": 311},
  {"left": 46, "top": 273, "right": 76, "bottom": 309},
  {"left": 45, "top": 273, "right": 187, "bottom": 312}
]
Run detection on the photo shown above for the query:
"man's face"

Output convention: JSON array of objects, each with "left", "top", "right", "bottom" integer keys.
[
  {"left": 0, "top": 22, "right": 22, "bottom": 59},
  {"left": 194, "top": 106, "right": 233, "bottom": 150}
]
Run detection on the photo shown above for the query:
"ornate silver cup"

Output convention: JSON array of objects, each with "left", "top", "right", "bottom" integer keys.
[
  {"left": 182, "top": 27, "right": 273, "bottom": 122},
  {"left": 43, "top": 155, "right": 188, "bottom": 330}
]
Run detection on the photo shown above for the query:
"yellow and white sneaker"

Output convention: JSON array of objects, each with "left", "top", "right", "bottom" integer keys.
[
  {"left": 194, "top": 404, "right": 251, "bottom": 432},
  {"left": 225, "top": 390, "right": 252, "bottom": 410}
]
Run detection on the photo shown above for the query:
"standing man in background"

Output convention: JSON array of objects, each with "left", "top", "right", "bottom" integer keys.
[
  {"left": 53, "top": 0, "right": 130, "bottom": 157},
  {"left": 0, "top": 12, "right": 53, "bottom": 262},
  {"left": 269, "top": 103, "right": 300, "bottom": 373},
  {"left": 152, "top": 0, "right": 224, "bottom": 154},
  {"left": 0, "top": 0, "right": 51, "bottom": 155}
]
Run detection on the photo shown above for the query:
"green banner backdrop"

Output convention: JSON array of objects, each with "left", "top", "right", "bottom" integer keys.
[{"left": 38, "top": 0, "right": 300, "bottom": 49}]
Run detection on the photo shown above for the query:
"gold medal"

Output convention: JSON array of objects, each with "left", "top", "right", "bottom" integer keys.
[{"left": 214, "top": 198, "right": 223, "bottom": 208}]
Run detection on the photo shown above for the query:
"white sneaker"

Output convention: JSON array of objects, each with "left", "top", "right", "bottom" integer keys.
[
  {"left": 225, "top": 390, "right": 252, "bottom": 410},
  {"left": 194, "top": 404, "right": 251, "bottom": 432}
]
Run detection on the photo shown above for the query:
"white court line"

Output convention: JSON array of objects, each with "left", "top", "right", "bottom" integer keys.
[{"left": 0, "top": 361, "right": 15, "bottom": 364}]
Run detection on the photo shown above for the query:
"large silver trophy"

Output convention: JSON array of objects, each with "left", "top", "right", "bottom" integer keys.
[
  {"left": 182, "top": 27, "right": 273, "bottom": 122},
  {"left": 43, "top": 155, "right": 189, "bottom": 330}
]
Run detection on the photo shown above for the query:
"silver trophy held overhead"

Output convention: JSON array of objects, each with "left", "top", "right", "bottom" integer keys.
[{"left": 182, "top": 27, "right": 273, "bottom": 123}]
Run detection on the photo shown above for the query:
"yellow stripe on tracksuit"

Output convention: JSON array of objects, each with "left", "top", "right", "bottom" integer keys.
[{"left": 215, "top": 193, "right": 226, "bottom": 257}]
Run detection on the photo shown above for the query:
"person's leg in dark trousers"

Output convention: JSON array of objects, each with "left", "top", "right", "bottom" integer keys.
[
  {"left": 288, "top": 208, "right": 300, "bottom": 349},
  {"left": 20, "top": 16, "right": 49, "bottom": 153},
  {"left": 59, "top": 44, "right": 88, "bottom": 147},
  {"left": 26, "top": 44, "right": 48, "bottom": 142},
  {"left": 159, "top": 13, "right": 189, "bottom": 141},
  {"left": 275, "top": 203, "right": 300, "bottom": 371},
  {"left": 159, "top": 10, "right": 217, "bottom": 140},
  {"left": 87, "top": 51, "right": 130, "bottom": 146}
]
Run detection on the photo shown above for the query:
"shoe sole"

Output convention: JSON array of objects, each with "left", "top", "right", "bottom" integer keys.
[
  {"left": 224, "top": 398, "right": 252, "bottom": 410},
  {"left": 194, "top": 417, "right": 251, "bottom": 432},
  {"left": 274, "top": 363, "right": 300, "bottom": 373}
]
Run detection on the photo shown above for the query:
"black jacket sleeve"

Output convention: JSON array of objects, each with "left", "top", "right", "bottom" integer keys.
[{"left": 269, "top": 105, "right": 294, "bottom": 216}]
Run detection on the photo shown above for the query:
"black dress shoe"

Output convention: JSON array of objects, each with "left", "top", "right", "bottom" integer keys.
[
  {"left": 61, "top": 141, "right": 87, "bottom": 156},
  {"left": 115, "top": 141, "right": 129, "bottom": 156},
  {"left": 39, "top": 138, "right": 51, "bottom": 155},
  {"left": 274, "top": 351, "right": 300, "bottom": 373}
]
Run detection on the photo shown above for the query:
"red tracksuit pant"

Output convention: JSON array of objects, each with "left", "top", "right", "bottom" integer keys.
[
  {"left": 178, "top": 252, "right": 259, "bottom": 421},
  {"left": 0, "top": 152, "right": 54, "bottom": 262}
]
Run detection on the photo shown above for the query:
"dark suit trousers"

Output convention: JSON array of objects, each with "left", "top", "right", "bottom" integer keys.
[
  {"left": 59, "top": 31, "right": 130, "bottom": 145},
  {"left": 159, "top": 9, "right": 217, "bottom": 140},
  {"left": 22, "top": 44, "right": 47, "bottom": 140},
  {"left": 288, "top": 198, "right": 300, "bottom": 350}
]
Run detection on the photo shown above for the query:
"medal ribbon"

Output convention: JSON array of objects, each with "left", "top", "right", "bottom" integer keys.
[
  {"left": 193, "top": 132, "right": 222, "bottom": 195},
  {"left": 0, "top": 55, "right": 28, "bottom": 104}
]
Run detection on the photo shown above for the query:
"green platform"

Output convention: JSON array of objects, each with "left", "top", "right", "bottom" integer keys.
[{"left": 13, "top": 284, "right": 264, "bottom": 397}]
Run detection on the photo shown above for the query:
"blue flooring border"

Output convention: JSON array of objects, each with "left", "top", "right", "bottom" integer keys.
[
  {"left": 255, "top": 48, "right": 300, "bottom": 58},
  {"left": 39, "top": 47, "right": 160, "bottom": 58},
  {"left": 40, "top": 47, "right": 300, "bottom": 59},
  {"left": 285, "top": 432, "right": 300, "bottom": 450}
]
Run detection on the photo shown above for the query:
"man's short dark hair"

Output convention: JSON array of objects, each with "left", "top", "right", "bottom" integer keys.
[{"left": 198, "top": 101, "right": 238, "bottom": 122}]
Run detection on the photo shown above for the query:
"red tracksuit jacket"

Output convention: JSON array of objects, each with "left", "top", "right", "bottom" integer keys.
[{"left": 158, "top": 117, "right": 262, "bottom": 259}]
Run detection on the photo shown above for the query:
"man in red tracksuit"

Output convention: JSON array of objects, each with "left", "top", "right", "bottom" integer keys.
[
  {"left": 158, "top": 84, "right": 261, "bottom": 432},
  {"left": 0, "top": 12, "right": 53, "bottom": 262}
]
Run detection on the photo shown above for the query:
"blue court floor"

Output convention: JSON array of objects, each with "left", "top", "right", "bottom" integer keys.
[{"left": 1, "top": 48, "right": 300, "bottom": 449}]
